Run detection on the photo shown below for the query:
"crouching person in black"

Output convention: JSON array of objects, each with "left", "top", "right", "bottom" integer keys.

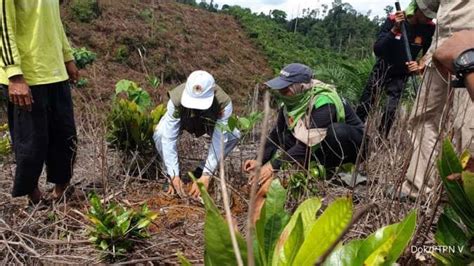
[{"left": 244, "top": 63, "right": 364, "bottom": 223}]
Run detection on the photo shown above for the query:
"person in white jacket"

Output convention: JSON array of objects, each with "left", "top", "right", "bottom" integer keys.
[{"left": 153, "top": 71, "right": 240, "bottom": 198}]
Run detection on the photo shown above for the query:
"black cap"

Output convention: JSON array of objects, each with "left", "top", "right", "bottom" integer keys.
[{"left": 265, "top": 63, "right": 313, "bottom": 90}]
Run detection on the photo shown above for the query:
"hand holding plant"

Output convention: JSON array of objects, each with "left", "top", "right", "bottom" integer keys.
[
  {"left": 189, "top": 175, "right": 211, "bottom": 198},
  {"left": 243, "top": 159, "right": 257, "bottom": 173},
  {"left": 249, "top": 163, "right": 274, "bottom": 186},
  {"left": 167, "top": 176, "right": 186, "bottom": 196}
]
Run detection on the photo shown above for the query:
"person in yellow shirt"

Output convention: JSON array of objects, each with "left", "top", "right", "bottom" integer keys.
[{"left": 0, "top": 0, "right": 79, "bottom": 204}]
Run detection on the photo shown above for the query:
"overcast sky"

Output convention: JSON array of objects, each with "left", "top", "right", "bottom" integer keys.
[{"left": 214, "top": 0, "right": 412, "bottom": 19}]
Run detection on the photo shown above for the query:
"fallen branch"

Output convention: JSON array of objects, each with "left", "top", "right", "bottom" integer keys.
[{"left": 0, "top": 240, "right": 41, "bottom": 257}]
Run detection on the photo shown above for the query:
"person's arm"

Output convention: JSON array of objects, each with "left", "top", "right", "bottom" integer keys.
[
  {"left": 373, "top": 16, "right": 399, "bottom": 57},
  {"left": 432, "top": 30, "right": 474, "bottom": 101},
  {"left": 202, "top": 101, "right": 234, "bottom": 175},
  {"left": 155, "top": 100, "right": 181, "bottom": 177},
  {"left": 0, "top": 1, "right": 33, "bottom": 110},
  {"left": 0, "top": 0, "right": 21, "bottom": 78},
  {"left": 58, "top": 13, "right": 79, "bottom": 83}
]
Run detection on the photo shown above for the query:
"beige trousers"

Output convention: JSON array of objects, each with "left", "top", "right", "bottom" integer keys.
[{"left": 402, "top": 65, "right": 474, "bottom": 197}]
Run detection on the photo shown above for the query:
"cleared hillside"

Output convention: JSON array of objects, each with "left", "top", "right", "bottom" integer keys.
[{"left": 61, "top": 0, "right": 273, "bottom": 109}]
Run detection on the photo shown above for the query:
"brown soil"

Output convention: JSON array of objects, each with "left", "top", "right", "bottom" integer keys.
[{"left": 61, "top": 0, "right": 273, "bottom": 111}]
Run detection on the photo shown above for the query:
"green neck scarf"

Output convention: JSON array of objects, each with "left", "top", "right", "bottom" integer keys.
[{"left": 271, "top": 83, "right": 345, "bottom": 129}]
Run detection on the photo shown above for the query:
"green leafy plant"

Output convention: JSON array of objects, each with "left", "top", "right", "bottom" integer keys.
[
  {"left": 287, "top": 162, "right": 325, "bottom": 199},
  {"left": 432, "top": 140, "right": 474, "bottom": 264},
  {"left": 184, "top": 179, "right": 416, "bottom": 265},
  {"left": 107, "top": 80, "right": 166, "bottom": 152},
  {"left": 87, "top": 193, "right": 157, "bottom": 260},
  {"left": 114, "top": 80, "right": 152, "bottom": 110},
  {"left": 0, "top": 123, "right": 11, "bottom": 159},
  {"left": 217, "top": 111, "right": 263, "bottom": 136},
  {"left": 147, "top": 75, "right": 161, "bottom": 90},
  {"left": 324, "top": 211, "right": 416, "bottom": 265},
  {"left": 71, "top": 0, "right": 100, "bottom": 23},
  {"left": 316, "top": 57, "right": 375, "bottom": 103},
  {"left": 76, "top": 77, "right": 88, "bottom": 88},
  {"left": 115, "top": 45, "right": 130, "bottom": 64},
  {"left": 73, "top": 47, "right": 97, "bottom": 69},
  {"left": 138, "top": 8, "right": 154, "bottom": 22}
]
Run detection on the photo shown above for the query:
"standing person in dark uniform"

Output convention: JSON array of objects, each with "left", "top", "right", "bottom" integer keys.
[{"left": 356, "top": 0, "right": 435, "bottom": 137}]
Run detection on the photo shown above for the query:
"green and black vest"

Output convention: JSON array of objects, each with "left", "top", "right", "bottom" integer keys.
[{"left": 168, "top": 83, "right": 231, "bottom": 137}]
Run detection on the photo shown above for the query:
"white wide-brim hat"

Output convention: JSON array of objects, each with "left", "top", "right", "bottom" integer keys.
[{"left": 181, "top": 70, "right": 215, "bottom": 110}]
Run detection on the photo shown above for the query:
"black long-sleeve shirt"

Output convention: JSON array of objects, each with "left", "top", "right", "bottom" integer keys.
[
  {"left": 262, "top": 100, "right": 363, "bottom": 170},
  {"left": 372, "top": 15, "right": 435, "bottom": 78}
]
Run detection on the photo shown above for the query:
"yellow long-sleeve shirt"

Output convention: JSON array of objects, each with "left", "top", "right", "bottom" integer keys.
[{"left": 0, "top": 0, "right": 74, "bottom": 86}]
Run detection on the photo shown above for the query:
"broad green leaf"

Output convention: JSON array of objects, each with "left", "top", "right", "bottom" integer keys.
[
  {"left": 151, "top": 104, "right": 167, "bottom": 124},
  {"left": 272, "top": 198, "right": 322, "bottom": 266},
  {"left": 116, "top": 211, "right": 131, "bottom": 227},
  {"left": 256, "top": 179, "right": 289, "bottom": 265},
  {"left": 355, "top": 211, "right": 416, "bottom": 266},
  {"left": 87, "top": 215, "right": 102, "bottom": 226},
  {"left": 120, "top": 219, "right": 131, "bottom": 234},
  {"left": 283, "top": 214, "right": 304, "bottom": 265},
  {"left": 197, "top": 181, "right": 248, "bottom": 265},
  {"left": 228, "top": 115, "right": 238, "bottom": 131},
  {"left": 137, "top": 218, "right": 151, "bottom": 229},
  {"left": 462, "top": 171, "right": 474, "bottom": 207},
  {"left": 238, "top": 117, "right": 251, "bottom": 130},
  {"left": 115, "top": 80, "right": 135, "bottom": 95},
  {"left": 146, "top": 212, "right": 158, "bottom": 221},
  {"left": 438, "top": 139, "right": 463, "bottom": 179},
  {"left": 363, "top": 236, "right": 395, "bottom": 266},
  {"left": 272, "top": 213, "right": 305, "bottom": 266},
  {"left": 288, "top": 198, "right": 321, "bottom": 236},
  {"left": 438, "top": 140, "right": 474, "bottom": 232},
  {"left": 293, "top": 196, "right": 353, "bottom": 266},
  {"left": 323, "top": 240, "right": 364, "bottom": 266},
  {"left": 100, "top": 240, "right": 109, "bottom": 250},
  {"left": 89, "top": 193, "right": 103, "bottom": 215},
  {"left": 433, "top": 210, "right": 474, "bottom": 265},
  {"left": 435, "top": 213, "right": 468, "bottom": 248}
]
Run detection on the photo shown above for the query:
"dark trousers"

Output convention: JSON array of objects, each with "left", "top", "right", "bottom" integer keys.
[
  {"left": 4, "top": 81, "right": 77, "bottom": 197},
  {"left": 313, "top": 123, "right": 364, "bottom": 168},
  {"left": 356, "top": 73, "right": 407, "bottom": 137}
]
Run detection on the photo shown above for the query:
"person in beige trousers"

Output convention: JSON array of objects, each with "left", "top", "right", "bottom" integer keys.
[{"left": 401, "top": 0, "right": 474, "bottom": 199}]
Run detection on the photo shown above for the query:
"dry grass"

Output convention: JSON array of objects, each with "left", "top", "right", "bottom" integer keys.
[
  {"left": 0, "top": 5, "right": 469, "bottom": 260},
  {"left": 0, "top": 83, "right": 450, "bottom": 264}
]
